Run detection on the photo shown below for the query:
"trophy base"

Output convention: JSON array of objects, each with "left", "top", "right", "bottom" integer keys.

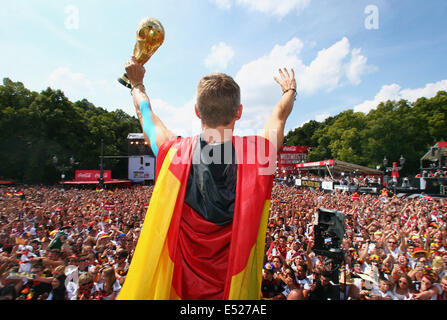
[{"left": 117, "top": 73, "right": 132, "bottom": 89}]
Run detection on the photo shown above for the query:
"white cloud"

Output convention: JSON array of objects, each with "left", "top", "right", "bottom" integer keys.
[
  {"left": 346, "top": 48, "right": 376, "bottom": 86},
  {"left": 205, "top": 42, "right": 235, "bottom": 71},
  {"left": 315, "top": 112, "right": 330, "bottom": 122},
  {"left": 210, "top": 0, "right": 232, "bottom": 9},
  {"left": 210, "top": 0, "right": 311, "bottom": 17},
  {"left": 400, "top": 80, "right": 447, "bottom": 102},
  {"left": 234, "top": 37, "right": 374, "bottom": 132},
  {"left": 300, "top": 37, "right": 351, "bottom": 95},
  {"left": 353, "top": 80, "right": 447, "bottom": 113},
  {"left": 47, "top": 67, "right": 95, "bottom": 101},
  {"left": 46, "top": 67, "right": 133, "bottom": 114},
  {"left": 353, "top": 84, "right": 401, "bottom": 114},
  {"left": 237, "top": 0, "right": 311, "bottom": 17},
  {"left": 150, "top": 98, "right": 201, "bottom": 138}
]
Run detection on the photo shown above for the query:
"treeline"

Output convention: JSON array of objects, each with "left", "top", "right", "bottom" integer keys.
[
  {"left": 0, "top": 78, "right": 141, "bottom": 184},
  {"left": 285, "top": 91, "right": 447, "bottom": 175}
]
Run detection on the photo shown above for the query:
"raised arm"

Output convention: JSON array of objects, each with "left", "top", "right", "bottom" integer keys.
[
  {"left": 262, "top": 68, "right": 297, "bottom": 152},
  {"left": 125, "top": 56, "right": 176, "bottom": 156}
]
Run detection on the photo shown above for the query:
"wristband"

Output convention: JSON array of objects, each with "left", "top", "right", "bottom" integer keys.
[
  {"left": 283, "top": 88, "right": 297, "bottom": 97},
  {"left": 131, "top": 83, "right": 145, "bottom": 93}
]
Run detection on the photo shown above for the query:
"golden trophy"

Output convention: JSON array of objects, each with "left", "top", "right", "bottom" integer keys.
[{"left": 118, "top": 18, "right": 165, "bottom": 88}]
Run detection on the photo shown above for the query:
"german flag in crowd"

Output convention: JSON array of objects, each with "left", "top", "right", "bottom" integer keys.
[{"left": 118, "top": 136, "right": 274, "bottom": 300}]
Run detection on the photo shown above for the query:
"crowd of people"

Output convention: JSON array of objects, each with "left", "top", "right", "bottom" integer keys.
[
  {"left": 419, "top": 169, "right": 447, "bottom": 179},
  {"left": 0, "top": 185, "right": 150, "bottom": 300},
  {"left": 262, "top": 181, "right": 447, "bottom": 300},
  {"left": 0, "top": 181, "right": 446, "bottom": 300}
]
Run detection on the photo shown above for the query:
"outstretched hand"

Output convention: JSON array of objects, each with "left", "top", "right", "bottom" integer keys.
[{"left": 274, "top": 68, "right": 297, "bottom": 94}]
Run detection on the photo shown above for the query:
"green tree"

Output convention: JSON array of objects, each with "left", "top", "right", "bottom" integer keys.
[
  {"left": 0, "top": 78, "right": 141, "bottom": 184},
  {"left": 285, "top": 91, "right": 447, "bottom": 175}
]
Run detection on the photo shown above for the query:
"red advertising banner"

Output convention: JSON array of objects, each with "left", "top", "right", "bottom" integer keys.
[
  {"left": 103, "top": 203, "right": 115, "bottom": 211},
  {"left": 277, "top": 146, "right": 310, "bottom": 175},
  {"left": 75, "top": 170, "right": 112, "bottom": 181},
  {"left": 295, "top": 160, "right": 335, "bottom": 168}
]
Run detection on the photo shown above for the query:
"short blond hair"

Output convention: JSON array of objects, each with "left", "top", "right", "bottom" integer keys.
[{"left": 196, "top": 73, "right": 240, "bottom": 127}]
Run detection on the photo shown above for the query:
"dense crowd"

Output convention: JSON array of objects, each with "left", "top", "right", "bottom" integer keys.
[
  {"left": 0, "top": 186, "right": 150, "bottom": 300},
  {"left": 262, "top": 182, "right": 447, "bottom": 300},
  {"left": 0, "top": 182, "right": 446, "bottom": 300}
]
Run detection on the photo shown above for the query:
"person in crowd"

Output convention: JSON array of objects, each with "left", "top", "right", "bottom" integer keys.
[
  {"left": 278, "top": 266, "right": 299, "bottom": 299},
  {"left": 260, "top": 262, "right": 285, "bottom": 300},
  {"left": 439, "top": 274, "right": 447, "bottom": 300},
  {"left": 73, "top": 272, "right": 95, "bottom": 300},
  {"left": 294, "top": 263, "right": 312, "bottom": 299},
  {"left": 46, "top": 274, "right": 68, "bottom": 300},
  {"left": 370, "top": 277, "right": 394, "bottom": 300},
  {"left": 392, "top": 274, "right": 415, "bottom": 300},
  {"left": 413, "top": 270, "right": 441, "bottom": 300},
  {"left": 93, "top": 265, "right": 121, "bottom": 300},
  {"left": 308, "top": 270, "right": 339, "bottom": 300}
]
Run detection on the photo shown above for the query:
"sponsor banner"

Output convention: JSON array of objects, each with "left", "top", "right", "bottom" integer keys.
[
  {"left": 128, "top": 156, "right": 155, "bottom": 182},
  {"left": 296, "top": 160, "right": 335, "bottom": 168},
  {"left": 301, "top": 180, "right": 321, "bottom": 188},
  {"left": 334, "top": 185, "right": 349, "bottom": 192},
  {"left": 103, "top": 203, "right": 115, "bottom": 211},
  {"left": 278, "top": 146, "right": 310, "bottom": 174},
  {"left": 75, "top": 170, "right": 111, "bottom": 181},
  {"left": 358, "top": 187, "right": 378, "bottom": 194},
  {"left": 279, "top": 146, "right": 310, "bottom": 153},
  {"left": 334, "top": 185, "right": 357, "bottom": 192},
  {"left": 321, "top": 181, "right": 333, "bottom": 191}
]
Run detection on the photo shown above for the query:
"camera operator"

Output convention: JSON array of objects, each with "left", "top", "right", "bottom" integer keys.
[{"left": 308, "top": 270, "right": 339, "bottom": 300}]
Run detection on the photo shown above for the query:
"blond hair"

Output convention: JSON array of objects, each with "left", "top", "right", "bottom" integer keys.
[{"left": 196, "top": 73, "right": 240, "bottom": 127}]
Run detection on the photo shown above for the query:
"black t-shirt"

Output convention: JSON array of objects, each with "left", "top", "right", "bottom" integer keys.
[{"left": 184, "top": 136, "right": 237, "bottom": 226}]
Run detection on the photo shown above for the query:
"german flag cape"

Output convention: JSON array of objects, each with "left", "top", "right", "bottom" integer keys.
[{"left": 118, "top": 135, "right": 274, "bottom": 300}]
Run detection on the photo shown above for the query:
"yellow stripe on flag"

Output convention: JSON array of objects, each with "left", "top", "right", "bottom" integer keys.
[
  {"left": 227, "top": 200, "right": 271, "bottom": 300},
  {"left": 118, "top": 148, "right": 180, "bottom": 300}
]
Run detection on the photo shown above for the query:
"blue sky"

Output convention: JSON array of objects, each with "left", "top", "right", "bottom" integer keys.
[{"left": 1, "top": 0, "right": 447, "bottom": 137}]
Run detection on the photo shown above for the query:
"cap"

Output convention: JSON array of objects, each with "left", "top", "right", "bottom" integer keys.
[{"left": 264, "top": 262, "right": 275, "bottom": 273}]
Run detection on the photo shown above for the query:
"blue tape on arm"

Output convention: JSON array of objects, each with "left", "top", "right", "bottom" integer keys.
[{"left": 139, "top": 100, "right": 159, "bottom": 157}]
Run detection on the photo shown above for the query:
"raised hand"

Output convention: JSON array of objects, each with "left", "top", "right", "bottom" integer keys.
[{"left": 274, "top": 68, "right": 297, "bottom": 96}]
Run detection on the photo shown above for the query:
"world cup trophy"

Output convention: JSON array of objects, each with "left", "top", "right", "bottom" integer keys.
[{"left": 118, "top": 18, "right": 165, "bottom": 89}]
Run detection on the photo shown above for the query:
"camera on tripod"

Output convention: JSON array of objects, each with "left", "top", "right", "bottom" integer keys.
[{"left": 313, "top": 208, "right": 345, "bottom": 263}]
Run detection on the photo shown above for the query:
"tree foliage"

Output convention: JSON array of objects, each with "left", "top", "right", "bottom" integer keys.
[
  {"left": 285, "top": 91, "right": 447, "bottom": 174},
  {"left": 0, "top": 78, "right": 141, "bottom": 184}
]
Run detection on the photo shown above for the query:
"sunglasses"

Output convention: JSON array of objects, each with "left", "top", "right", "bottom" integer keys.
[{"left": 399, "top": 280, "right": 408, "bottom": 285}]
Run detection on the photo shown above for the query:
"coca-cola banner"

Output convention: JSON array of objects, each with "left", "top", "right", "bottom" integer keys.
[{"left": 75, "top": 170, "right": 111, "bottom": 181}]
